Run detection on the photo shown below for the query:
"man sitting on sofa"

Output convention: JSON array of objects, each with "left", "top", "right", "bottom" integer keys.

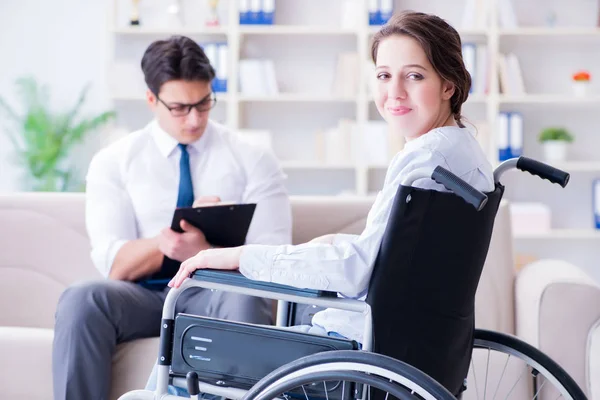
[{"left": 52, "top": 35, "right": 292, "bottom": 400}]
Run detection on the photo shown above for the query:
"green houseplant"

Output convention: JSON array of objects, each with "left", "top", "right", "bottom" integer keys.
[
  {"left": 538, "top": 127, "right": 574, "bottom": 163},
  {"left": 0, "top": 77, "right": 116, "bottom": 191}
]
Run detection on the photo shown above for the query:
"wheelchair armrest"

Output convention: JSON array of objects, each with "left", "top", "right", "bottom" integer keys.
[{"left": 192, "top": 269, "right": 338, "bottom": 299}]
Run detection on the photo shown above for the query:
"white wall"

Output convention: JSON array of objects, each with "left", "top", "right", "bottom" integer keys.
[{"left": 0, "top": 0, "right": 112, "bottom": 192}]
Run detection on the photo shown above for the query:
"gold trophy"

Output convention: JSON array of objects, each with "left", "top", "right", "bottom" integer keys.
[
  {"left": 206, "top": 0, "right": 220, "bottom": 26},
  {"left": 130, "top": 0, "right": 141, "bottom": 26}
]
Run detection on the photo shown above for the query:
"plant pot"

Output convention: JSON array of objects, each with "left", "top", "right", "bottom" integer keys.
[
  {"left": 572, "top": 81, "right": 590, "bottom": 97},
  {"left": 542, "top": 141, "right": 569, "bottom": 163}
]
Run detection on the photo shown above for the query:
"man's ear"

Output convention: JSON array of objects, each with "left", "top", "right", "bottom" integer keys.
[
  {"left": 442, "top": 81, "right": 455, "bottom": 100},
  {"left": 146, "top": 89, "right": 157, "bottom": 109}
]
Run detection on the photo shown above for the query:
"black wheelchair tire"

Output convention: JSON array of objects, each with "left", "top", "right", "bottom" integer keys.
[
  {"left": 247, "top": 370, "right": 422, "bottom": 400},
  {"left": 241, "top": 350, "right": 455, "bottom": 400},
  {"left": 473, "top": 329, "right": 587, "bottom": 400}
]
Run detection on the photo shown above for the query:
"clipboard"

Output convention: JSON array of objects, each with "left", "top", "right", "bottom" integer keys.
[
  {"left": 170, "top": 203, "right": 256, "bottom": 247},
  {"left": 143, "top": 203, "right": 257, "bottom": 286}
]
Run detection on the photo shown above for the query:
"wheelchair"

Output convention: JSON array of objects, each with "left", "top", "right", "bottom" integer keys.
[{"left": 120, "top": 156, "right": 585, "bottom": 400}]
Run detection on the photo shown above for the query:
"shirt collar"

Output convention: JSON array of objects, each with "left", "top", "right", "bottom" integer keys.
[{"left": 150, "top": 120, "right": 213, "bottom": 158}]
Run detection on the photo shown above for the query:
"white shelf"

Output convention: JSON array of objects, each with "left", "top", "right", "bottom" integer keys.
[
  {"left": 239, "top": 94, "right": 356, "bottom": 103},
  {"left": 514, "top": 229, "right": 600, "bottom": 239},
  {"left": 281, "top": 162, "right": 355, "bottom": 170},
  {"left": 499, "top": 95, "right": 600, "bottom": 105},
  {"left": 111, "top": 26, "right": 229, "bottom": 35},
  {"left": 499, "top": 27, "right": 600, "bottom": 37},
  {"left": 552, "top": 162, "right": 600, "bottom": 172},
  {"left": 366, "top": 95, "right": 488, "bottom": 104},
  {"left": 111, "top": 93, "right": 229, "bottom": 102},
  {"left": 368, "top": 26, "right": 488, "bottom": 37},
  {"left": 239, "top": 25, "right": 357, "bottom": 36}
]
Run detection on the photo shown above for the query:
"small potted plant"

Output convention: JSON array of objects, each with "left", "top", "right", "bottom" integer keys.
[
  {"left": 538, "top": 127, "right": 574, "bottom": 162},
  {"left": 572, "top": 70, "right": 591, "bottom": 97}
]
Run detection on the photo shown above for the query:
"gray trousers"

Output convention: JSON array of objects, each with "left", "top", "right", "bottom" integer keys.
[{"left": 52, "top": 279, "right": 272, "bottom": 400}]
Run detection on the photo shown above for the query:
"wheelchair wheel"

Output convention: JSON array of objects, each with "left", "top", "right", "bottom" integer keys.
[
  {"left": 241, "top": 350, "right": 456, "bottom": 400},
  {"left": 470, "top": 329, "right": 587, "bottom": 400}
]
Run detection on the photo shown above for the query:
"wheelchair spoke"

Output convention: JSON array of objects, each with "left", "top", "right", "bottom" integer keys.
[
  {"left": 503, "top": 365, "right": 527, "bottom": 400},
  {"left": 491, "top": 353, "right": 511, "bottom": 400},
  {"left": 301, "top": 384, "right": 309, "bottom": 400},
  {"left": 484, "top": 348, "right": 490, "bottom": 400},
  {"left": 532, "top": 378, "right": 547, "bottom": 400},
  {"left": 471, "top": 357, "right": 481, "bottom": 400},
  {"left": 553, "top": 392, "right": 563, "bottom": 400}
]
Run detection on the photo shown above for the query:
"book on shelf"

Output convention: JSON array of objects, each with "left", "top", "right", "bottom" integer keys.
[
  {"left": 237, "top": 129, "right": 273, "bottom": 153},
  {"left": 340, "top": 1, "right": 362, "bottom": 29},
  {"left": 331, "top": 52, "right": 360, "bottom": 97},
  {"left": 348, "top": 121, "right": 402, "bottom": 166},
  {"left": 510, "top": 202, "right": 552, "bottom": 234},
  {"left": 462, "top": 43, "right": 489, "bottom": 95},
  {"left": 594, "top": 179, "right": 600, "bottom": 229},
  {"left": 368, "top": 0, "right": 394, "bottom": 26},
  {"left": 201, "top": 42, "right": 228, "bottom": 93},
  {"left": 497, "top": 112, "right": 523, "bottom": 162},
  {"left": 498, "top": 53, "right": 525, "bottom": 95},
  {"left": 316, "top": 119, "right": 356, "bottom": 166},
  {"left": 240, "top": 0, "right": 275, "bottom": 25},
  {"left": 498, "top": 0, "right": 518, "bottom": 28},
  {"left": 239, "top": 59, "right": 278, "bottom": 95},
  {"left": 468, "top": 121, "right": 490, "bottom": 157},
  {"left": 461, "top": 0, "right": 491, "bottom": 30}
]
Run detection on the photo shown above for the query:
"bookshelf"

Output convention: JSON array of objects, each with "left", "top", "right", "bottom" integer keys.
[{"left": 107, "top": 0, "right": 600, "bottom": 277}]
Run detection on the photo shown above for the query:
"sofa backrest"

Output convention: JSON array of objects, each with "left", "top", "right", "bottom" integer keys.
[
  {"left": 0, "top": 193, "right": 514, "bottom": 334},
  {"left": 0, "top": 193, "right": 98, "bottom": 329}
]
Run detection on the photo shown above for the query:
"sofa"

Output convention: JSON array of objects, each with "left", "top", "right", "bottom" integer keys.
[
  {"left": 516, "top": 259, "right": 600, "bottom": 399},
  {"left": 0, "top": 192, "right": 588, "bottom": 399}
]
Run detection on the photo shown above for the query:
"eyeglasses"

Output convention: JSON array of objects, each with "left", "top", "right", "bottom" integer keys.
[{"left": 155, "top": 92, "right": 217, "bottom": 117}]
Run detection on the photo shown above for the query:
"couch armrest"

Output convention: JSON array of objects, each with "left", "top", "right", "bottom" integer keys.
[
  {"left": 590, "top": 320, "right": 600, "bottom": 399},
  {"left": 0, "top": 327, "right": 54, "bottom": 399},
  {"left": 516, "top": 259, "right": 600, "bottom": 397}
]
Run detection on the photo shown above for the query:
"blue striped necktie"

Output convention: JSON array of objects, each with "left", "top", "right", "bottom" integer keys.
[{"left": 176, "top": 143, "right": 194, "bottom": 208}]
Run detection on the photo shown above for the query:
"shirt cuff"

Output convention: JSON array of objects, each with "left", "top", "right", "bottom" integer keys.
[
  {"left": 332, "top": 233, "right": 358, "bottom": 246},
  {"left": 239, "top": 244, "right": 278, "bottom": 282},
  {"left": 101, "top": 239, "right": 128, "bottom": 278}
]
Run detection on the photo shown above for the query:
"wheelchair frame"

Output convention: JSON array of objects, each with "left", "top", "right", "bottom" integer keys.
[{"left": 119, "top": 157, "right": 579, "bottom": 400}]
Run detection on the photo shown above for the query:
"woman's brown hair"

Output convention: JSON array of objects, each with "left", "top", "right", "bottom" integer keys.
[{"left": 371, "top": 11, "right": 471, "bottom": 128}]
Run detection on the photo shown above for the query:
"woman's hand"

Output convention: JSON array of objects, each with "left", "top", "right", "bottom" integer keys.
[
  {"left": 168, "top": 247, "right": 243, "bottom": 288},
  {"left": 308, "top": 233, "right": 336, "bottom": 245}
]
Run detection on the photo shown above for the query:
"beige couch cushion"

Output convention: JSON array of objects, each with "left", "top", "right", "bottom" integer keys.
[
  {"left": 0, "top": 193, "right": 99, "bottom": 329},
  {"left": 0, "top": 327, "right": 54, "bottom": 400},
  {"left": 590, "top": 321, "right": 600, "bottom": 399},
  {"left": 474, "top": 200, "right": 515, "bottom": 334},
  {"left": 289, "top": 196, "right": 373, "bottom": 244},
  {"left": 516, "top": 259, "right": 600, "bottom": 398}
]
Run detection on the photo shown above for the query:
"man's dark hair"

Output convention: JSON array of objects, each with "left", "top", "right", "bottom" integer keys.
[{"left": 141, "top": 35, "right": 216, "bottom": 95}]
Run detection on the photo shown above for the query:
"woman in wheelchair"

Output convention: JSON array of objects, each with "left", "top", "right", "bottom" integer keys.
[
  {"left": 131, "top": 10, "right": 584, "bottom": 400},
  {"left": 169, "top": 9, "right": 493, "bottom": 343}
]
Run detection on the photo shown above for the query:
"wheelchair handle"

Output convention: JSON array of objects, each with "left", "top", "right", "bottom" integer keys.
[
  {"left": 186, "top": 371, "right": 200, "bottom": 397},
  {"left": 516, "top": 156, "right": 570, "bottom": 188},
  {"left": 432, "top": 166, "right": 488, "bottom": 211}
]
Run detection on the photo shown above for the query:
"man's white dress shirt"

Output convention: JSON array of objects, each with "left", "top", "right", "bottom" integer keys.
[
  {"left": 86, "top": 119, "right": 292, "bottom": 277},
  {"left": 240, "top": 126, "right": 495, "bottom": 343}
]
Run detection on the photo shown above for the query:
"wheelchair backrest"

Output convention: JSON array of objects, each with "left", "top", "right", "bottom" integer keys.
[{"left": 366, "top": 183, "right": 504, "bottom": 396}]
